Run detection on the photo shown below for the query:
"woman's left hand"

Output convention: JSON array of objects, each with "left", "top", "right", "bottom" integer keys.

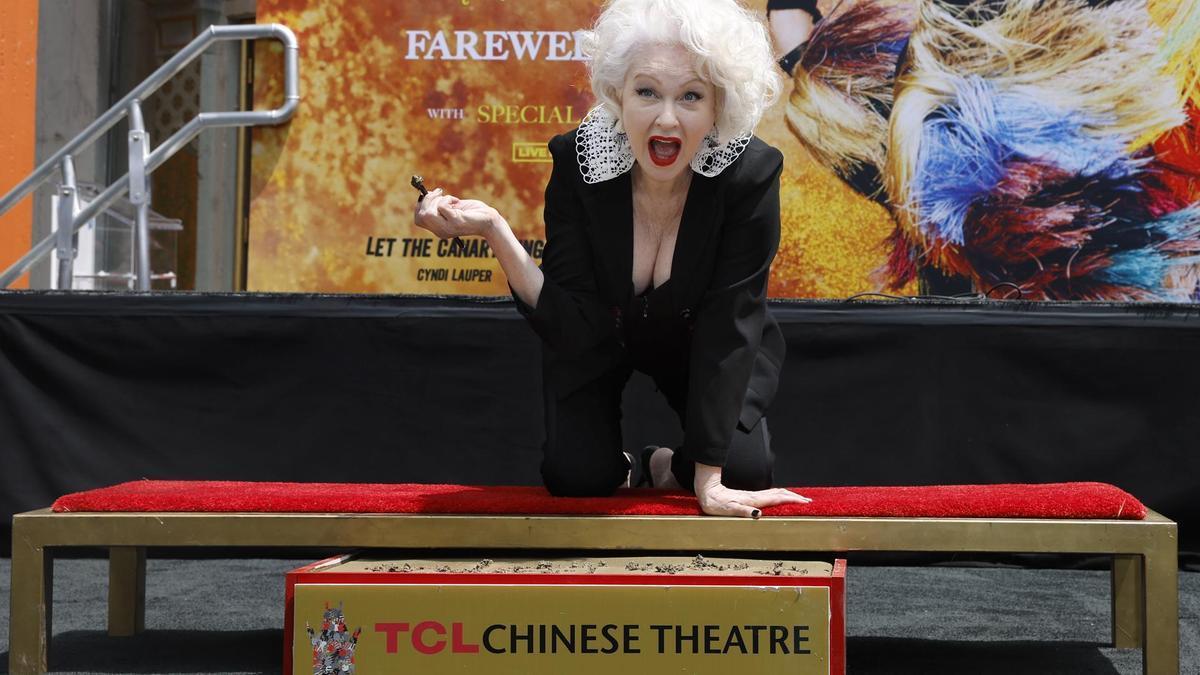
[{"left": 694, "top": 464, "right": 811, "bottom": 518}]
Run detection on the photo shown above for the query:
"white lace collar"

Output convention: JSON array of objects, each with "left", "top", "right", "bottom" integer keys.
[{"left": 574, "top": 106, "right": 752, "bottom": 184}]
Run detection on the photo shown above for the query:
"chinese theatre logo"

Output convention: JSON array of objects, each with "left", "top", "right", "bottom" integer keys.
[{"left": 307, "top": 602, "right": 362, "bottom": 675}]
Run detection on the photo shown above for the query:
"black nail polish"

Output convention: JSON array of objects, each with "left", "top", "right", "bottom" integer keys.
[{"left": 751, "top": 509, "right": 761, "bottom": 519}]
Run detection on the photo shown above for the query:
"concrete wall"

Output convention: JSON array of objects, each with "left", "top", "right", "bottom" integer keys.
[
  {"left": 27, "top": 0, "right": 254, "bottom": 291},
  {"left": 196, "top": 0, "right": 242, "bottom": 291},
  {"left": 31, "top": 0, "right": 113, "bottom": 289}
]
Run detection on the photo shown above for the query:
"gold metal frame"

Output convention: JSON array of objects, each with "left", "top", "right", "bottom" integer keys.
[{"left": 8, "top": 508, "right": 1179, "bottom": 674}]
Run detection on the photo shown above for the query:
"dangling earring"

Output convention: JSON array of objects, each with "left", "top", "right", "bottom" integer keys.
[{"left": 691, "top": 125, "right": 752, "bottom": 177}]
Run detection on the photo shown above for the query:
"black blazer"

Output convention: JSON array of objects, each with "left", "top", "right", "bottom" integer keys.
[{"left": 515, "top": 129, "right": 786, "bottom": 467}]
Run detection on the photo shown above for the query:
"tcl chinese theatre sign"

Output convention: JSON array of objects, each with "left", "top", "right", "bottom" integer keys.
[{"left": 286, "top": 555, "right": 846, "bottom": 674}]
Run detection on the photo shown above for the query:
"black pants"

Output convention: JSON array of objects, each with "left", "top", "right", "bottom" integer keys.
[{"left": 540, "top": 364, "right": 775, "bottom": 497}]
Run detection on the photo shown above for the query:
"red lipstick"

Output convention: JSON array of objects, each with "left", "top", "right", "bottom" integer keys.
[{"left": 648, "top": 135, "right": 682, "bottom": 167}]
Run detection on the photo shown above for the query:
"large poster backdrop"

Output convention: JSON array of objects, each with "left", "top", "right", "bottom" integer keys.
[{"left": 248, "top": 0, "right": 1200, "bottom": 301}]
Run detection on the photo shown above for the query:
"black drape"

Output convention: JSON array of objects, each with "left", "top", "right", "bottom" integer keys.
[{"left": 2, "top": 292, "right": 1198, "bottom": 554}]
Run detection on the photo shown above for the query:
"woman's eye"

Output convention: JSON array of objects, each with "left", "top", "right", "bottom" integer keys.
[
  {"left": 636, "top": 87, "right": 656, "bottom": 98},
  {"left": 682, "top": 91, "right": 703, "bottom": 102}
]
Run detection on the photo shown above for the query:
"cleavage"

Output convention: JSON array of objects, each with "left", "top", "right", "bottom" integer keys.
[{"left": 632, "top": 223, "right": 677, "bottom": 295}]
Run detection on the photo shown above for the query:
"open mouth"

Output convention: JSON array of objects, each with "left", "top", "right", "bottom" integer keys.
[{"left": 649, "top": 136, "right": 682, "bottom": 167}]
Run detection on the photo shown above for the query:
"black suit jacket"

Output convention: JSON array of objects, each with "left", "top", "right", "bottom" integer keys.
[{"left": 515, "top": 129, "right": 786, "bottom": 467}]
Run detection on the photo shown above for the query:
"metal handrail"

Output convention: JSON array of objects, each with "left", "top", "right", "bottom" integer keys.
[{"left": 0, "top": 23, "right": 300, "bottom": 290}]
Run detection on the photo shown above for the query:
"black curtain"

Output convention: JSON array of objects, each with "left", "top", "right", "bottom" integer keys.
[{"left": 2, "top": 292, "right": 1197, "bottom": 554}]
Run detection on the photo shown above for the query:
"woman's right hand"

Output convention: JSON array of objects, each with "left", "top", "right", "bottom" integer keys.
[
  {"left": 413, "top": 189, "right": 500, "bottom": 239},
  {"left": 414, "top": 186, "right": 541, "bottom": 306}
]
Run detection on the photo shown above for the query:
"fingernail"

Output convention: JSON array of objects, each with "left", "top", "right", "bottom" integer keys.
[{"left": 751, "top": 509, "right": 761, "bottom": 519}]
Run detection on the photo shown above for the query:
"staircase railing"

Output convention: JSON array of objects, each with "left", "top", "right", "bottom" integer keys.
[{"left": 0, "top": 23, "right": 299, "bottom": 290}]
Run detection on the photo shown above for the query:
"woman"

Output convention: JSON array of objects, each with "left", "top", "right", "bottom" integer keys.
[{"left": 414, "top": 0, "right": 810, "bottom": 518}]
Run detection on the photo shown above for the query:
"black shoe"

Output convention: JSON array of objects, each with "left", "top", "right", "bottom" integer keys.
[{"left": 629, "top": 445, "right": 657, "bottom": 488}]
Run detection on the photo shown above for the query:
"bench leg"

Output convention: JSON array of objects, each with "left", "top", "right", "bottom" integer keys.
[
  {"left": 9, "top": 527, "right": 52, "bottom": 674},
  {"left": 108, "top": 546, "right": 146, "bottom": 636},
  {"left": 1142, "top": 542, "right": 1179, "bottom": 675},
  {"left": 1112, "top": 554, "right": 1144, "bottom": 648}
]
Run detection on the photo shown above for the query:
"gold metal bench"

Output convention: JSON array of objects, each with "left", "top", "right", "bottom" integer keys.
[{"left": 7, "top": 508, "right": 1179, "bottom": 674}]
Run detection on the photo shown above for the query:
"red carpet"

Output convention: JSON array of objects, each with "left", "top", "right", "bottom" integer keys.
[{"left": 50, "top": 481, "right": 1146, "bottom": 519}]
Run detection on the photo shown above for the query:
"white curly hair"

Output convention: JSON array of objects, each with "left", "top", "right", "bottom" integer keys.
[{"left": 582, "top": 0, "right": 782, "bottom": 144}]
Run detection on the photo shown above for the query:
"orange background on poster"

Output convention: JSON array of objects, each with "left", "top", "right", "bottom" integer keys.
[
  {"left": 0, "top": 0, "right": 39, "bottom": 289},
  {"left": 247, "top": 0, "right": 901, "bottom": 297}
]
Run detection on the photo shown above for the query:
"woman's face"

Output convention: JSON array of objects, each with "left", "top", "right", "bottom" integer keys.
[{"left": 620, "top": 43, "right": 717, "bottom": 184}]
